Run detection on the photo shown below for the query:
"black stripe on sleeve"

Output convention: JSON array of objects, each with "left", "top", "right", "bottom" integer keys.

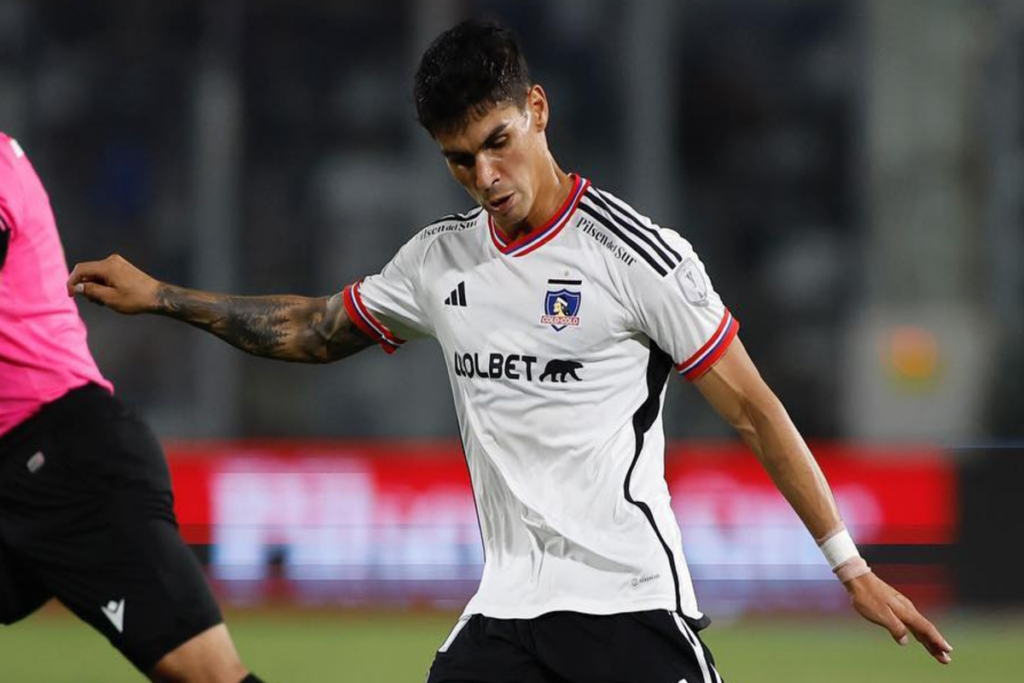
[
  {"left": 579, "top": 201, "right": 668, "bottom": 276},
  {"left": 624, "top": 342, "right": 683, "bottom": 614},
  {"left": 0, "top": 216, "right": 9, "bottom": 271},
  {"left": 585, "top": 190, "right": 679, "bottom": 271},
  {"left": 593, "top": 188, "right": 683, "bottom": 262}
]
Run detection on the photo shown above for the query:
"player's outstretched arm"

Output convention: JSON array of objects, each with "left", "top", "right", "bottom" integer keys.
[
  {"left": 694, "top": 338, "right": 953, "bottom": 665},
  {"left": 68, "top": 254, "right": 373, "bottom": 362}
]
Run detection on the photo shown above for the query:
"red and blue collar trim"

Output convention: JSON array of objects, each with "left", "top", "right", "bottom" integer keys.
[{"left": 489, "top": 174, "right": 589, "bottom": 257}]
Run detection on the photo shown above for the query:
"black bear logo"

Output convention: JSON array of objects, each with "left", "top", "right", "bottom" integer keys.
[{"left": 540, "top": 359, "right": 583, "bottom": 382}]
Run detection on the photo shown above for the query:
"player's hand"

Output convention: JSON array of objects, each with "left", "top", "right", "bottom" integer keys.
[
  {"left": 845, "top": 571, "right": 953, "bottom": 664},
  {"left": 68, "top": 254, "right": 162, "bottom": 315}
]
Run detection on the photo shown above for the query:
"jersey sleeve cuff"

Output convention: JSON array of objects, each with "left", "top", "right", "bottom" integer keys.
[
  {"left": 342, "top": 281, "right": 406, "bottom": 355},
  {"left": 675, "top": 309, "right": 739, "bottom": 381}
]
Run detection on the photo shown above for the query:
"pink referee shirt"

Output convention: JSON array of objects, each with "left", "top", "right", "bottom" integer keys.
[{"left": 0, "top": 132, "right": 112, "bottom": 439}]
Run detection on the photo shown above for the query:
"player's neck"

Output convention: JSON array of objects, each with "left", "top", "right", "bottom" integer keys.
[{"left": 505, "top": 167, "right": 574, "bottom": 242}]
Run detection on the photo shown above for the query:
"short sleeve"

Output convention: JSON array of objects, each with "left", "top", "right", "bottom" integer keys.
[
  {"left": 624, "top": 231, "right": 739, "bottom": 381},
  {"left": 341, "top": 236, "right": 433, "bottom": 354}
]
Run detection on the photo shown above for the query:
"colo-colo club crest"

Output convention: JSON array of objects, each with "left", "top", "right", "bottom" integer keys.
[{"left": 541, "top": 278, "right": 582, "bottom": 331}]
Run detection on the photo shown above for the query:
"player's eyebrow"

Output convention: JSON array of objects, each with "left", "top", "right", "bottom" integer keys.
[
  {"left": 442, "top": 122, "right": 511, "bottom": 161},
  {"left": 481, "top": 123, "right": 510, "bottom": 147}
]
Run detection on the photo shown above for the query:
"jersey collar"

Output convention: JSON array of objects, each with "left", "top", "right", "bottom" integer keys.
[{"left": 488, "top": 174, "right": 589, "bottom": 257}]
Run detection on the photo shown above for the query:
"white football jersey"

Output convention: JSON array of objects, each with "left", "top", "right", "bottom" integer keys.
[{"left": 343, "top": 174, "right": 738, "bottom": 623}]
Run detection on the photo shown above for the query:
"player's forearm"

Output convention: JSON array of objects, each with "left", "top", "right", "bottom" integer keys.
[
  {"left": 741, "top": 390, "right": 843, "bottom": 540},
  {"left": 153, "top": 284, "right": 339, "bottom": 362}
]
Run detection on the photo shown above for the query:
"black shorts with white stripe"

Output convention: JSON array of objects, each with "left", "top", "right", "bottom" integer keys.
[{"left": 426, "top": 610, "right": 724, "bottom": 683}]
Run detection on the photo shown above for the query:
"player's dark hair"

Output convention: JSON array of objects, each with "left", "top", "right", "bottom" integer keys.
[{"left": 414, "top": 19, "right": 532, "bottom": 137}]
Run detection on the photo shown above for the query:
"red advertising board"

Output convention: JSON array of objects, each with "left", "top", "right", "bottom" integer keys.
[{"left": 165, "top": 440, "right": 955, "bottom": 611}]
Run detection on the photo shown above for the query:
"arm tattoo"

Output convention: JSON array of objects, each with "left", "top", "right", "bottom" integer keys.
[
  {"left": 314, "top": 292, "right": 375, "bottom": 361},
  {"left": 154, "top": 284, "right": 373, "bottom": 362}
]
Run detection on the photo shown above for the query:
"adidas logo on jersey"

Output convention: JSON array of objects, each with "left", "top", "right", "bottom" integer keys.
[{"left": 444, "top": 282, "right": 467, "bottom": 307}]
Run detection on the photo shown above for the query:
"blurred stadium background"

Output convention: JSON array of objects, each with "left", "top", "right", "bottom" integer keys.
[{"left": 1, "top": 0, "right": 1023, "bottom": 681}]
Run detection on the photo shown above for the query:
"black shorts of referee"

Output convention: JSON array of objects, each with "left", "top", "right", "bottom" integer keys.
[
  {"left": 0, "top": 383, "right": 223, "bottom": 673},
  {"left": 427, "top": 609, "right": 724, "bottom": 683}
]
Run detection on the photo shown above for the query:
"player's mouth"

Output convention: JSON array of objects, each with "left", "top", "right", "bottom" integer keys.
[{"left": 488, "top": 192, "right": 516, "bottom": 215}]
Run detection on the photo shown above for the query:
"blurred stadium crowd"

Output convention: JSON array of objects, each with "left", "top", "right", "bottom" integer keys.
[{"left": 0, "top": 0, "right": 1020, "bottom": 445}]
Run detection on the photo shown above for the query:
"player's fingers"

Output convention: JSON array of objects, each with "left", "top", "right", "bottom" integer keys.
[
  {"left": 68, "top": 260, "right": 103, "bottom": 283},
  {"left": 72, "top": 280, "right": 117, "bottom": 305},
  {"left": 66, "top": 275, "right": 100, "bottom": 297},
  {"left": 879, "top": 605, "right": 910, "bottom": 646},
  {"left": 899, "top": 604, "right": 953, "bottom": 663},
  {"left": 909, "top": 615, "right": 950, "bottom": 652},
  {"left": 68, "top": 261, "right": 112, "bottom": 290}
]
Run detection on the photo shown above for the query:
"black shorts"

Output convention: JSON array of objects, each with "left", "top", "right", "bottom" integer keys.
[
  {"left": 427, "top": 610, "right": 724, "bottom": 683},
  {"left": 0, "top": 384, "right": 222, "bottom": 672}
]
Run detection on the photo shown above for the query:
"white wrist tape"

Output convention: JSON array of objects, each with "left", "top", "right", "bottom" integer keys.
[
  {"left": 835, "top": 557, "right": 871, "bottom": 583},
  {"left": 817, "top": 527, "right": 872, "bottom": 583},
  {"left": 817, "top": 527, "right": 860, "bottom": 570}
]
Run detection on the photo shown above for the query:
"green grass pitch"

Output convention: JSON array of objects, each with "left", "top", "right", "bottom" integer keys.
[{"left": 1, "top": 606, "right": 1021, "bottom": 682}]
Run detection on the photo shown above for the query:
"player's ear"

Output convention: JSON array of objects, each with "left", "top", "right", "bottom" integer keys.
[{"left": 527, "top": 85, "right": 549, "bottom": 132}]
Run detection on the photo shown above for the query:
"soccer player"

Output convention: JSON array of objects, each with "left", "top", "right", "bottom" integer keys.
[
  {"left": 69, "top": 20, "right": 953, "bottom": 683},
  {"left": 0, "top": 132, "right": 265, "bottom": 683}
]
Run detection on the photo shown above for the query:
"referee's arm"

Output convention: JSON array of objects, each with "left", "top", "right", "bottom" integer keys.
[
  {"left": 68, "top": 253, "right": 373, "bottom": 363},
  {"left": 694, "top": 337, "right": 954, "bottom": 665}
]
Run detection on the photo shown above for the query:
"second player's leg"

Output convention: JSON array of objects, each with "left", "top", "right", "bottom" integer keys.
[
  {"left": 51, "top": 487, "right": 249, "bottom": 682},
  {"left": 149, "top": 623, "right": 248, "bottom": 683},
  {"left": 0, "top": 385, "right": 256, "bottom": 682},
  {"left": 27, "top": 459, "right": 245, "bottom": 681}
]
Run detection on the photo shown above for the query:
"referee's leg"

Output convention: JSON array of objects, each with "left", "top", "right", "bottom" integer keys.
[
  {"left": 3, "top": 522, "right": 253, "bottom": 683},
  {"left": 58, "top": 466, "right": 255, "bottom": 683},
  {"left": 149, "top": 623, "right": 248, "bottom": 683},
  {"left": 0, "top": 385, "right": 266, "bottom": 683},
  {"left": 92, "top": 486, "right": 259, "bottom": 683}
]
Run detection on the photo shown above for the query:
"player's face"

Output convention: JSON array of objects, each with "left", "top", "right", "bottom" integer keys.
[{"left": 436, "top": 86, "right": 552, "bottom": 231}]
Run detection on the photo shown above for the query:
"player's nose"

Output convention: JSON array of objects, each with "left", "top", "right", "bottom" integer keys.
[{"left": 475, "top": 157, "right": 499, "bottom": 191}]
